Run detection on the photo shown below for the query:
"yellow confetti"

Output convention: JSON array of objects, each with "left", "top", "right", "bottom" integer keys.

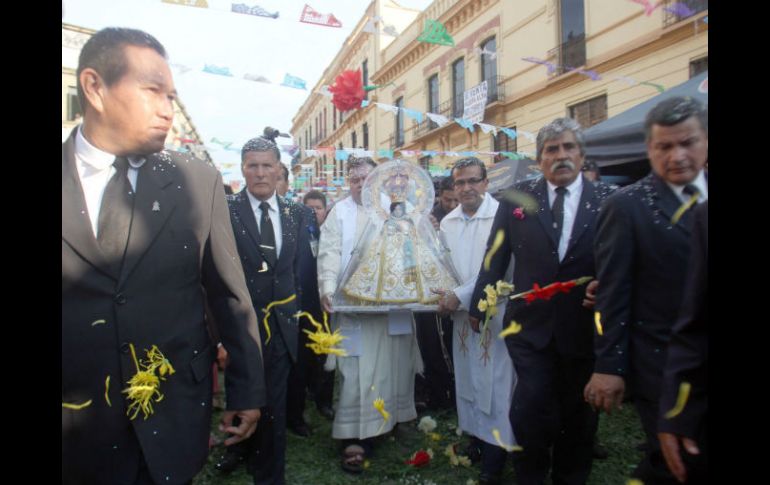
[
  {"left": 261, "top": 294, "right": 297, "bottom": 344},
  {"left": 499, "top": 320, "right": 522, "bottom": 338},
  {"left": 500, "top": 189, "right": 539, "bottom": 213},
  {"left": 91, "top": 319, "right": 106, "bottom": 326},
  {"left": 62, "top": 399, "right": 92, "bottom": 410},
  {"left": 374, "top": 397, "right": 390, "bottom": 434},
  {"left": 105, "top": 375, "right": 112, "bottom": 407},
  {"left": 492, "top": 428, "right": 523, "bottom": 452},
  {"left": 483, "top": 230, "right": 505, "bottom": 270},
  {"left": 664, "top": 382, "right": 691, "bottom": 419},
  {"left": 122, "top": 343, "right": 174, "bottom": 420},
  {"left": 297, "top": 311, "right": 347, "bottom": 356},
  {"left": 430, "top": 432, "right": 442, "bottom": 441},
  {"left": 594, "top": 312, "right": 603, "bottom": 336},
  {"left": 671, "top": 193, "right": 699, "bottom": 225},
  {"left": 627, "top": 480, "right": 644, "bottom": 485},
  {"left": 363, "top": 460, "right": 371, "bottom": 469}
]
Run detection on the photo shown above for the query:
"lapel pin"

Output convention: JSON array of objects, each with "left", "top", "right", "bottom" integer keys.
[
  {"left": 152, "top": 201, "right": 161, "bottom": 212},
  {"left": 258, "top": 261, "right": 268, "bottom": 272}
]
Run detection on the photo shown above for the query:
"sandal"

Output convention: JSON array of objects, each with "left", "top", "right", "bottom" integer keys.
[{"left": 341, "top": 444, "right": 365, "bottom": 474}]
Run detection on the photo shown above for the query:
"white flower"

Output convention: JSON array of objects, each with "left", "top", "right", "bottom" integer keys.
[{"left": 417, "top": 415, "right": 437, "bottom": 433}]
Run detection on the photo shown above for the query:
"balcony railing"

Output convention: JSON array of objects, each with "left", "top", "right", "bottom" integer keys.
[
  {"left": 662, "top": 0, "right": 707, "bottom": 27},
  {"left": 547, "top": 33, "right": 586, "bottom": 75}
]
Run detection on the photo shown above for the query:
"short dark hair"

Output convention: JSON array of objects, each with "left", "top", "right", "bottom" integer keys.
[
  {"left": 304, "top": 190, "right": 327, "bottom": 208},
  {"left": 241, "top": 136, "right": 281, "bottom": 165},
  {"left": 582, "top": 160, "right": 599, "bottom": 172},
  {"left": 77, "top": 27, "right": 167, "bottom": 109},
  {"left": 346, "top": 156, "right": 377, "bottom": 174},
  {"left": 437, "top": 176, "right": 455, "bottom": 194},
  {"left": 644, "top": 96, "right": 707, "bottom": 142},
  {"left": 451, "top": 157, "right": 487, "bottom": 180}
]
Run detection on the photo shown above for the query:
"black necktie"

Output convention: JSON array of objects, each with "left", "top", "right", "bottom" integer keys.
[
  {"left": 683, "top": 184, "right": 700, "bottom": 203},
  {"left": 97, "top": 156, "right": 134, "bottom": 271},
  {"left": 552, "top": 186, "right": 568, "bottom": 242},
  {"left": 259, "top": 201, "right": 277, "bottom": 267}
]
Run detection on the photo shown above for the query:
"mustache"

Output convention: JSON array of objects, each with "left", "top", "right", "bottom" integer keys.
[{"left": 551, "top": 160, "right": 575, "bottom": 173}]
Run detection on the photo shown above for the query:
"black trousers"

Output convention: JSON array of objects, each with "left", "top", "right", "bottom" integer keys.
[
  {"left": 286, "top": 312, "right": 334, "bottom": 423},
  {"left": 414, "top": 312, "right": 455, "bottom": 409},
  {"left": 509, "top": 339, "right": 597, "bottom": 485}
]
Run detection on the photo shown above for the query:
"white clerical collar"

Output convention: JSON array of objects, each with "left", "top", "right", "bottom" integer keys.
[
  {"left": 76, "top": 126, "right": 147, "bottom": 170},
  {"left": 665, "top": 170, "right": 708, "bottom": 202},
  {"left": 247, "top": 190, "right": 278, "bottom": 213},
  {"left": 546, "top": 172, "right": 583, "bottom": 198}
]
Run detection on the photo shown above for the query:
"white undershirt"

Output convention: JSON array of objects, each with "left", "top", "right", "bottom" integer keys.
[
  {"left": 74, "top": 126, "right": 146, "bottom": 237},
  {"left": 666, "top": 169, "right": 709, "bottom": 203},
  {"left": 246, "top": 190, "right": 283, "bottom": 256},
  {"left": 547, "top": 175, "right": 583, "bottom": 262}
]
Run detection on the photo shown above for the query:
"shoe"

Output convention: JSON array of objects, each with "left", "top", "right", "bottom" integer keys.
[
  {"left": 593, "top": 442, "right": 609, "bottom": 460},
  {"left": 463, "top": 440, "right": 482, "bottom": 465},
  {"left": 288, "top": 421, "right": 312, "bottom": 437},
  {"left": 214, "top": 448, "right": 245, "bottom": 474},
  {"left": 317, "top": 405, "right": 335, "bottom": 421}
]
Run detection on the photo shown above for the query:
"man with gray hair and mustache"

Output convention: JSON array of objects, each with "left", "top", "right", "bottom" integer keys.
[{"left": 469, "top": 118, "right": 615, "bottom": 485}]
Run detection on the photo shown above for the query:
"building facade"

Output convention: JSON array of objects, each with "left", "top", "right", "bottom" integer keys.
[{"left": 292, "top": 0, "right": 708, "bottom": 193}]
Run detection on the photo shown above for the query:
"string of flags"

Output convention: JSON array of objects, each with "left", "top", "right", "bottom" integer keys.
[
  {"left": 161, "top": 1, "right": 342, "bottom": 27},
  {"left": 630, "top": 0, "right": 697, "bottom": 18},
  {"left": 171, "top": 60, "right": 309, "bottom": 90},
  {"left": 521, "top": 57, "right": 666, "bottom": 93}
]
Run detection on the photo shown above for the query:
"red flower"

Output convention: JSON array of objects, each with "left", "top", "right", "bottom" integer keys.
[
  {"left": 328, "top": 69, "right": 365, "bottom": 112},
  {"left": 513, "top": 207, "right": 525, "bottom": 220},
  {"left": 524, "top": 281, "right": 579, "bottom": 304},
  {"left": 405, "top": 450, "right": 431, "bottom": 467}
]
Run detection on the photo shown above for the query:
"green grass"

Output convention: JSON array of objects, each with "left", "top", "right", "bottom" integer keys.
[{"left": 194, "top": 387, "right": 644, "bottom": 485}]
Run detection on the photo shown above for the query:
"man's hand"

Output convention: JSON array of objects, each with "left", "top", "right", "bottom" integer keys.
[
  {"left": 321, "top": 295, "right": 334, "bottom": 314},
  {"left": 220, "top": 409, "right": 261, "bottom": 446},
  {"left": 659, "top": 432, "right": 700, "bottom": 483},
  {"left": 216, "top": 343, "right": 229, "bottom": 370},
  {"left": 584, "top": 373, "right": 625, "bottom": 414},
  {"left": 582, "top": 279, "right": 599, "bottom": 309},
  {"left": 433, "top": 288, "right": 460, "bottom": 316},
  {"left": 468, "top": 316, "right": 481, "bottom": 333}
]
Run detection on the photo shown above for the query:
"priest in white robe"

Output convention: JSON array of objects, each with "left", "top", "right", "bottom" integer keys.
[
  {"left": 438, "top": 157, "right": 517, "bottom": 485},
  {"left": 317, "top": 157, "right": 420, "bottom": 474}
]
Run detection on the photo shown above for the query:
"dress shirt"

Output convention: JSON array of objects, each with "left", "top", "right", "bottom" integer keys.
[
  {"left": 547, "top": 174, "right": 583, "bottom": 262},
  {"left": 246, "top": 190, "right": 283, "bottom": 256},
  {"left": 666, "top": 169, "right": 709, "bottom": 203},
  {"left": 74, "top": 126, "right": 145, "bottom": 237}
]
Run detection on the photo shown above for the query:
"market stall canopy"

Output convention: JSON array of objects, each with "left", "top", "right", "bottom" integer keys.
[
  {"left": 584, "top": 71, "right": 708, "bottom": 167},
  {"left": 486, "top": 157, "right": 540, "bottom": 195}
]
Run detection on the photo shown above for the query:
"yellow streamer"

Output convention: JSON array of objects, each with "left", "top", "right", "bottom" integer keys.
[
  {"left": 492, "top": 428, "right": 523, "bottom": 452},
  {"left": 122, "top": 343, "right": 173, "bottom": 420},
  {"left": 664, "top": 382, "right": 692, "bottom": 419},
  {"left": 374, "top": 397, "right": 390, "bottom": 433},
  {"left": 594, "top": 312, "right": 603, "bottom": 336},
  {"left": 62, "top": 399, "right": 92, "bottom": 410},
  {"left": 499, "top": 320, "right": 522, "bottom": 338},
  {"left": 296, "top": 311, "right": 347, "bottom": 356},
  {"left": 483, "top": 230, "right": 505, "bottom": 270},
  {"left": 91, "top": 319, "right": 106, "bottom": 326},
  {"left": 261, "top": 294, "right": 297, "bottom": 344},
  {"left": 105, "top": 375, "right": 111, "bottom": 407},
  {"left": 671, "top": 193, "right": 699, "bottom": 225}
]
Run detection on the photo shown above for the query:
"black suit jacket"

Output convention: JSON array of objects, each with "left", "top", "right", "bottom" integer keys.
[
  {"left": 62, "top": 129, "right": 266, "bottom": 485},
  {"left": 297, "top": 205, "right": 323, "bottom": 322},
  {"left": 470, "top": 176, "right": 615, "bottom": 358},
  {"left": 658, "top": 200, "right": 708, "bottom": 438},
  {"left": 227, "top": 190, "right": 307, "bottom": 362},
  {"left": 594, "top": 172, "right": 703, "bottom": 401}
]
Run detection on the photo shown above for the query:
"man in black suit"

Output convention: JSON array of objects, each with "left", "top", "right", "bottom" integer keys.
[
  {"left": 658, "top": 200, "right": 708, "bottom": 484},
  {"left": 217, "top": 136, "right": 307, "bottom": 484},
  {"left": 584, "top": 96, "right": 708, "bottom": 484},
  {"left": 62, "top": 28, "right": 264, "bottom": 485},
  {"left": 469, "top": 118, "right": 614, "bottom": 485}
]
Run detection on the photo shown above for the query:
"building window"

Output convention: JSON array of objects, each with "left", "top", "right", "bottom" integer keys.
[
  {"left": 452, "top": 58, "right": 465, "bottom": 118},
  {"left": 363, "top": 122, "right": 369, "bottom": 150},
  {"left": 419, "top": 155, "right": 432, "bottom": 171},
  {"left": 558, "top": 0, "right": 586, "bottom": 70},
  {"left": 427, "top": 74, "right": 439, "bottom": 129},
  {"left": 568, "top": 94, "right": 607, "bottom": 129},
  {"left": 395, "top": 97, "right": 404, "bottom": 147},
  {"left": 480, "top": 37, "right": 498, "bottom": 104},
  {"left": 333, "top": 106, "right": 337, "bottom": 130},
  {"left": 339, "top": 108, "right": 343, "bottom": 125},
  {"left": 351, "top": 130, "right": 357, "bottom": 148},
  {"left": 690, "top": 56, "right": 708, "bottom": 78},
  {"left": 67, "top": 86, "right": 82, "bottom": 121},
  {"left": 493, "top": 125, "right": 517, "bottom": 154},
  {"left": 362, "top": 59, "right": 369, "bottom": 100},
  {"left": 323, "top": 108, "right": 327, "bottom": 138}
]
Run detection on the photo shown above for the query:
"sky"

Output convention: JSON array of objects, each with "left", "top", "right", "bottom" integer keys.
[{"left": 63, "top": 0, "right": 433, "bottom": 183}]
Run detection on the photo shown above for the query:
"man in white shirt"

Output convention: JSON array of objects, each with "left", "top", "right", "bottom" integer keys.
[
  {"left": 317, "top": 157, "right": 420, "bottom": 474},
  {"left": 437, "top": 157, "right": 516, "bottom": 485}
]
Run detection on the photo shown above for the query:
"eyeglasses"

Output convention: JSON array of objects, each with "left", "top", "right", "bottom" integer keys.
[{"left": 453, "top": 177, "right": 485, "bottom": 188}]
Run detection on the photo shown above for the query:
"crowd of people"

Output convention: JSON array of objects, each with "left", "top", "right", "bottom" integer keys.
[{"left": 62, "top": 27, "right": 708, "bottom": 485}]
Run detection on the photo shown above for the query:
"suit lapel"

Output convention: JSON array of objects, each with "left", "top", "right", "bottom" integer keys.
[
  {"left": 276, "top": 197, "right": 295, "bottom": 265},
  {"left": 118, "top": 155, "right": 175, "bottom": 287},
  {"left": 564, "top": 176, "right": 596, "bottom": 258},
  {"left": 61, "top": 129, "right": 118, "bottom": 280},
  {"left": 533, "top": 178, "right": 559, "bottom": 250},
  {"left": 651, "top": 174, "right": 693, "bottom": 235},
  {"left": 235, "top": 190, "right": 279, "bottom": 270}
]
